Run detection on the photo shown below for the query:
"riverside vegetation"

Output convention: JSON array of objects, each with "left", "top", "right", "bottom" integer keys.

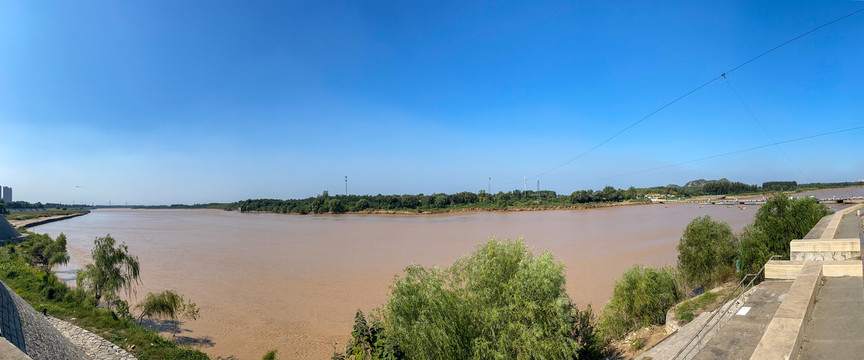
[
  {"left": 239, "top": 180, "right": 859, "bottom": 214},
  {"left": 0, "top": 190, "right": 836, "bottom": 359},
  {"left": 0, "top": 232, "right": 209, "bottom": 359},
  {"left": 334, "top": 193, "right": 831, "bottom": 359},
  {"left": 124, "top": 179, "right": 863, "bottom": 215}
]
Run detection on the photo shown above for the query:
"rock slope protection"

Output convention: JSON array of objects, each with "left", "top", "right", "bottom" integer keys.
[
  {"left": 47, "top": 316, "right": 136, "bottom": 360},
  {"left": 0, "top": 217, "right": 24, "bottom": 243},
  {"left": 0, "top": 281, "right": 88, "bottom": 360}
]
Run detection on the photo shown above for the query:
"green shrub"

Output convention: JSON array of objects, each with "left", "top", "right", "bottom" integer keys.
[
  {"left": 338, "top": 238, "right": 607, "bottom": 359},
  {"left": 676, "top": 291, "right": 718, "bottom": 323},
  {"left": 738, "top": 225, "right": 772, "bottom": 278},
  {"left": 384, "top": 238, "right": 585, "bottom": 359},
  {"left": 738, "top": 194, "right": 830, "bottom": 276},
  {"left": 262, "top": 349, "right": 278, "bottom": 360},
  {"left": 677, "top": 216, "right": 738, "bottom": 288},
  {"left": 599, "top": 265, "right": 681, "bottom": 339},
  {"left": 630, "top": 336, "right": 645, "bottom": 351},
  {"left": 751, "top": 193, "right": 830, "bottom": 258}
]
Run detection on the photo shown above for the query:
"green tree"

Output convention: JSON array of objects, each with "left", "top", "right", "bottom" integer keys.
[
  {"left": 599, "top": 265, "right": 681, "bottom": 339},
  {"left": 20, "top": 233, "right": 70, "bottom": 273},
  {"left": 677, "top": 216, "right": 738, "bottom": 288},
  {"left": 433, "top": 195, "right": 448, "bottom": 208},
  {"left": 326, "top": 198, "right": 345, "bottom": 213},
  {"left": 738, "top": 225, "right": 772, "bottom": 277},
  {"left": 136, "top": 290, "right": 200, "bottom": 337},
  {"left": 355, "top": 199, "right": 370, "bottom": 211},
  {"left": 77, "top": 234, "right": 141, "bottom": 305},
  {"left": 749, "top": 193, "right": 830, "bottom": 259},
  {"left": 380, "top": 238, "right": 592, "bottom": 359}
]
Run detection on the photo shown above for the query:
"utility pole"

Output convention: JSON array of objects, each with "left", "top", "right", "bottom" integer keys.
[
  {"left": 523, "top": 176, "right": 526, "bottom": 192},
  {"left": 488, "top": 177, "right": 491, "bottom": 194},
  {"left": 537, "top": 180, "right": 540, "bottom": 200},
  {"left": 345, "top": 176, "right": 348, "bottom": 196}
]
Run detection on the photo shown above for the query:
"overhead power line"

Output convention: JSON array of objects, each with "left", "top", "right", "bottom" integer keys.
[
  {"left": 592, "top": 124, "right": 864, "bottom": 182},
  {"left": 532, "top": 6, "right": 864, "bottom": 179},
  {"left": 723, "top": 78, "right": 813, "bottom": 182}
]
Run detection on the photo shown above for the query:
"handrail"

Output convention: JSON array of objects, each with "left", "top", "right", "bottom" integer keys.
[{"left": 672, "top": 254, "right": 780, "bottom": 360}]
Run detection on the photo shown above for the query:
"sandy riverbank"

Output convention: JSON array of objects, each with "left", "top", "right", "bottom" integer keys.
[{"left": 7, "top": 212, "right": 90, "bottom": 229}]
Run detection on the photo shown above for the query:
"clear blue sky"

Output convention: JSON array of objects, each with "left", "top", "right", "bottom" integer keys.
[{"left": 2, "top": 1, "right": 863, "bottom": 205}]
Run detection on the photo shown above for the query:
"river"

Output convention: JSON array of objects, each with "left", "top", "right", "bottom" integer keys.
[{"left": 29, "top": 197, "right": 848, "bottom": 359}]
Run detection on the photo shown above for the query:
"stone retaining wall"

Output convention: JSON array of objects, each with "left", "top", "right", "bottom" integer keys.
[
  {"left": 46, "top": 316, "right": 137, "bottom": 360},
  {"left": 0, "top": 281, "right": 88, "bottom": 360}
]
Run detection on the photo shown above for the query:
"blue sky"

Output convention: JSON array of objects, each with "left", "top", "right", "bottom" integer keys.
[{"left": 1, "top": 1, "right": 863, "bottom": 205}]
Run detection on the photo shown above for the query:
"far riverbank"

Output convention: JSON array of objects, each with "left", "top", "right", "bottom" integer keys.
[
  {"left": 6, "top": 211, "right": 90, "bottom": 229},
  {"left": 239, "top": 199, "right": 650, "bottom": 216},
  {"left": 231, "top": 185, "right": 864, "bottom": 217}
]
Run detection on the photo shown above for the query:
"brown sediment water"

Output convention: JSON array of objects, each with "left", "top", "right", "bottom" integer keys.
[{"left": 34, "top": 204, "right": 763, "bottom": 359}]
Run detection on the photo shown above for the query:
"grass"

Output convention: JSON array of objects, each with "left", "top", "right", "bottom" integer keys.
[
  {"left": 676, "top": 291, "right": 720, "bottom": 323},
  {"left": 0, "top": 234, "right": 210, "bottom": 359},
  {"left": 629, "top": 336, "right": 645, "bottom": 351},
  {"left": 3, "top": 209, "right": 89, "bottom": 221}
]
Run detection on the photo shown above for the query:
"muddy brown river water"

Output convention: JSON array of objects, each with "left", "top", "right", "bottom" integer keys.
[{"left": 30, "top": 197, "right": 850, "bottom": 359}]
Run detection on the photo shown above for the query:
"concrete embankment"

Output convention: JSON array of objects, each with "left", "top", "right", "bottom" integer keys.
[
  {"left": 641, "top": 204, "right": 864, "bottom": 359},
  {"left": 0, "top": 281, "right": 88, "bottom": 360}
]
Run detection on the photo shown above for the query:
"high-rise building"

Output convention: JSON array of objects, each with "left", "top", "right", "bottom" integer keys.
[{"left": 1, "top": 186, "right": 11, "bottom": 203}]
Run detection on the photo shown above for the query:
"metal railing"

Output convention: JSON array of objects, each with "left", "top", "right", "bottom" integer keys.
[{"left": 672, "top": 254, "right": 780, "bottom": 360}]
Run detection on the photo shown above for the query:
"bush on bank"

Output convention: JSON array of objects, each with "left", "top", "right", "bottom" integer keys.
[
  {"left": 748, "top": 194, "right": 831, "bottom": 260},
  {"left": 735, "top": 193, "right": 830, "bottom": 277},
  {"left": 334, "top": 238, "right": 608, "bottom": 360},
  {"left": 677, "top": 215, "right": 738, "bottom": 289},
  {"left": 598, "top": 265, "right": 681, "bottom": 340}
]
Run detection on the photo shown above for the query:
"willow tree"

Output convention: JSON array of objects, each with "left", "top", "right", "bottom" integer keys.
[
  {"left": 677, "top": 216, "right": 738, "bottom": 288},
  {"left": 77, "top": 234, "right": 141, "bottom": 304},
  {"left": 136, "top": 290, "right": 200, "bottom": 337},
  {"left": 380, "top": 238, "right": 597, "bottom": 359},
  {"left": 21, "top": 233, "right": 70, "bottom": 273}
]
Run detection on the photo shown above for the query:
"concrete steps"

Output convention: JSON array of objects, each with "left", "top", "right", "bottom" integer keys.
[
  {"left": 750, "top": 262, "right": 823, "bottom": 360},
  {"left": 790, "top": 238, "right": 860, "bottom": 261},
  {"left": 766, "top": 235, "right": 862, "bottom": 280},
  {"left": 765, "top": 259, "right": 862, "bottom": 280}
]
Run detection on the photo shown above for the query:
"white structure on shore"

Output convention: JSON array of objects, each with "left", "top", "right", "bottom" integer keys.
[{"left": 1, "top": 186, "right": 11, "bottom": 203}]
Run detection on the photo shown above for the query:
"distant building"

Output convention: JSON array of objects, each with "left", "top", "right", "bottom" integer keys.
[{"left": 1, "top": 186, "right": 11, "bottom": 203}]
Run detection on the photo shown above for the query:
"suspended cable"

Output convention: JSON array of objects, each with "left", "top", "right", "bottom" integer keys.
[
  {"left": 591, "top": 124, "right": 864, "bottom": 182},
  {"left": 723, "top": 78, "right": 813, "bottom": 182},
  {"left": 532, "top": 6, "right": 864, "bottom": 179}
]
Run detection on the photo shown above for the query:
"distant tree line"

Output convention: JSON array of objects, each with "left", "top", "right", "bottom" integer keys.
[
  {"left": 762, "top": 181, "right": 797, "bottom": 191},
  {"left": 795, "top": 181, "right": 864, "bottom": 191},
  {"left": 2, "top": 201, "right": 89, "bottom": 210},
  {"left": 12, "top": 178, "right": 861, "bottom": 216},
  {"left": 204, "top": 178, "right": 864, "bottom": 215},
  {"left": 230, "top": 187, "right": 649, "bottom": 215}
]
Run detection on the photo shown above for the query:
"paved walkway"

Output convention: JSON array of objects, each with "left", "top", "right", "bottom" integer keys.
[
  {"left": 798, "top": 276, "right": 864, "bottom": 359},
  {"left": 693, "top": 280, "right": 792, "bottom": 360},
  {"left": 835, "top": 209, "right": 863, "bottom": 239},
  {"left": 637, "top": 312, "right": 712, "bottom": 360}
]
